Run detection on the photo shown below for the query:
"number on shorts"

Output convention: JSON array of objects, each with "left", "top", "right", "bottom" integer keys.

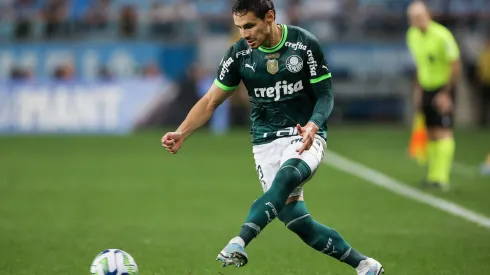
[
  {"left": 256, "top": 165, "right": 264, "bottom": 179},
  {"left": 256, "top": 165, "right": 267, "bottom": 191}
]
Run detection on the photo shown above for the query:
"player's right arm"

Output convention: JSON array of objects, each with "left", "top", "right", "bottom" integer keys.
[
  {"left": 162, "top": 45, "right": 241, "bottom": 154},
  {"left": 162, "top": 84, "right": 235, "bottom": 154}
]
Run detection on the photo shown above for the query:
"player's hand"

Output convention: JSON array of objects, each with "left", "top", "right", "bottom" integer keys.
[
  {"left": 161, "top": 131, "right": 184, "bottom": 154},
  {"left": 296, "top": 122, "right": 319, "bottom": 155},
  {"left": 434, "top": 90, "right": 452, "bottom": 114}
]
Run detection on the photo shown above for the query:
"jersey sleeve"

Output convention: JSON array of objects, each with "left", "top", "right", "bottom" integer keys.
[
  {"left": 305, "top": 34, "right": 331, "bottom": 84},
  {"left": 214, "top": 45, "right": 241, "bottom": 91},
  {"left": 442, "top": 30, "right": 460, "bottom": 61},
  {"left": 304, "top": 33, "right": 334, "bottom": 127}
]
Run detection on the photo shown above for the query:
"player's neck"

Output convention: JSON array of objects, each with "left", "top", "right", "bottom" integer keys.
[
  {"left": 420, "top": 20, "right": 432, "bottom": 33},
  {"left": 262, "top": 24, "right": 282, "bottom": 48}
]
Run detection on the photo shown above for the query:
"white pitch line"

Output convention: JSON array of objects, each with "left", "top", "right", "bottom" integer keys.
[{"left": 323, "top": 151, "right": 490, "bottom": 229}]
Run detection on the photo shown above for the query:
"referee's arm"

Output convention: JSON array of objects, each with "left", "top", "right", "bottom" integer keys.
[
  {"left": 442, "top": 32, "right": 462, "bottom": 94},
  {"left": 406, "top": 32, "right": 423, "bottom": 110},
  {"left": 412, "top": 69, "right": 423, "bottom": 110},
  {"left": 444, "top": 59, "right": 461, "bottom": 94}
]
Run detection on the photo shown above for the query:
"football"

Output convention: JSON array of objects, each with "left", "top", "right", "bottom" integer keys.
[{"left": 90, "top": 249, "right": 138, "bottom": 275}]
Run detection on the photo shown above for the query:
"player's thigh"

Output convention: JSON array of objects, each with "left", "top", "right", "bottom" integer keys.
[
  {"left": 280, "top": 135, "right": 326, "bottom": 183},
  {"left": 253, "top": 142, "right": 281, "bottom": 193}
]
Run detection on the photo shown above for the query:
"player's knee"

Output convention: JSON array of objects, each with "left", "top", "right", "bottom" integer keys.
[
  {"left": 278, "top": 158, "right": 311, "bottom": 183},
  {"left": 278, "top": 201, "right": 314, "bottom": 238},
  {"left": 268, "top": 159, "right": 309, "bottom": 196},
  {"left": 276, "top": 165, "right": 302, "bottom": 184}
]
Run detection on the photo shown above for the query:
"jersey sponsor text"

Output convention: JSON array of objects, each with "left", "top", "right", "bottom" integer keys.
[
  {"left": 219, "top": 57, "right": 234, "bottom": 80},
  {"left": 306, "top": 50, "right": 318, "bottom": 76},
  {"left": 285, "top": 41, "right": 307, "bottom": 51},
  {"left": 254, "top": 80, "right": 304, "bottom": 101},
  {"left": 236, "top": 48, "right": 253, "bottom": 58}
]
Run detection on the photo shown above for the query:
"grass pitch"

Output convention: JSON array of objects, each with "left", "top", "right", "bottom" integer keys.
[{"left": 1, "top": 126, "right": 489, "bottom": 275}]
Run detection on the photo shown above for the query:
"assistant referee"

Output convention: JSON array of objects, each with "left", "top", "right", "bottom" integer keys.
[{"left": 406, "top": 1, "right": 461, "bottom": 190}]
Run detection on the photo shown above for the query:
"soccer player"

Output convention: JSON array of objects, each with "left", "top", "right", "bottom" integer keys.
[
  {"left": 406, "top": 1, "right": 461, "bottom": 191},
  {"left": 161, "top": 1, "right": 384, "bottom": 274}
]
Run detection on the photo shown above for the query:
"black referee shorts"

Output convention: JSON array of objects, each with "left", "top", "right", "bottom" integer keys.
[{"left": 422, "top": 86, "right": 455, "bottom": 129}]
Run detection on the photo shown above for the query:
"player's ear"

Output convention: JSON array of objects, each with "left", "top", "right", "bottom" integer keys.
[{"left": 265, "top": 10, "right": 275, "bottom": 24}]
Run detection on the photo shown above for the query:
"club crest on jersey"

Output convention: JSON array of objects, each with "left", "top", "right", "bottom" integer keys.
[
  {"left": 286, "top": 55, "right": 303, "bottom": 73},
  {"left": 264, "top": 53, "right": 280, "bottom": 75},
  {"left": 254, "top": 80, "right": 304, "bottom": 101},
  {"left": 266, "top": 59, "right": 279, "bottom": 75}
]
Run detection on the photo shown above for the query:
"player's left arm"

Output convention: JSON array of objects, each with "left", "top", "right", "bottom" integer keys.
[
  {"left": 434, "top": 30, "right": 461, "bottom": 113},
  {"left": 296, "top": 35, "right": 334, "bottom": 154}
]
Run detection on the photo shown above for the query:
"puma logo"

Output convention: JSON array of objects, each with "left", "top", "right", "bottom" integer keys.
[{"left": 245, "top": 63, "right": 256, "bottom": 72}]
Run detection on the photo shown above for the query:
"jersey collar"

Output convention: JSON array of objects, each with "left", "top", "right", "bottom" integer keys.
[
  {"left": 258, "top": 24, "right": 288, "bottom": 53},
  {"left": 421, "top": 20, "right": 436, "bottom": 35}
]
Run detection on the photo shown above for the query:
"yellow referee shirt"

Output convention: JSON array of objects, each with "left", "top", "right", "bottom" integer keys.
[{"left": 406, "top": 21, "right": 460, "bottom": 91}]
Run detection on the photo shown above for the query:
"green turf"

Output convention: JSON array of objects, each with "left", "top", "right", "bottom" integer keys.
[
  {"left": 330, "top": 125, "right": 490, "bottom": 215},
  {"left": 1, "top": 127, "right": 489, "bottom": 275}
]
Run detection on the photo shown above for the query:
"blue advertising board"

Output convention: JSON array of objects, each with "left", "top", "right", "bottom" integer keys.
[{"left": 0, "top": 78, "right": 172, "bottom": 134}]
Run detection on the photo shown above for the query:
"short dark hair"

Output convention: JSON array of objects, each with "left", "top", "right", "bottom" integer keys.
[{"left": 232, "top": 0, "right": 275, "bottom": 20}]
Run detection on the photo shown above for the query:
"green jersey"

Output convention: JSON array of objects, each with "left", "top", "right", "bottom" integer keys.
[{"left": 214, "top": 24, "right": 333, "bottom": 145}]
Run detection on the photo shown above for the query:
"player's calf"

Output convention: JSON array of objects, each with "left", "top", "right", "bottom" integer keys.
[
  {"left": 217, "top": 159, "right": 311, "bottom": 268},
  {"left": 237, "top": 158, "right": 311, "bottom": 246},
  {"left": 278, "top": 201, "right": 371, "bottom": 270}
]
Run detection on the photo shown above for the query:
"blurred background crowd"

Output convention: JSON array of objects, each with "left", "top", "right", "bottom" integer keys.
[
  {"left": 0, "top": 0, "right": 489, "bottom": 131},
  {"left": 1, "top": 0, "right": 489, "bottom": 41}
]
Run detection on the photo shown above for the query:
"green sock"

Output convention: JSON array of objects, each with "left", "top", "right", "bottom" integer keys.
[
  {"left": 433, "top": 137, "right": 455, "bottom": 185},
  {"left": 239, "top": 159, "right": 311, "bottom": 246},
  {"left": 427, "top": 140, "right": 438, "bottom": 182},
  {"left": 278, "top": 201, "right": 367, "bottom": 268}
]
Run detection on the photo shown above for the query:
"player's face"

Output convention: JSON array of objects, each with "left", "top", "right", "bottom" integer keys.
[
  {"left": 408, "top": 5, "right": 430, "bottom": 30},
  {"left": 233, "top": 11, "right": 274, "bottom": 49},
  {"left": 409, "top": 13, "right": 430, "bottom": 30}
]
